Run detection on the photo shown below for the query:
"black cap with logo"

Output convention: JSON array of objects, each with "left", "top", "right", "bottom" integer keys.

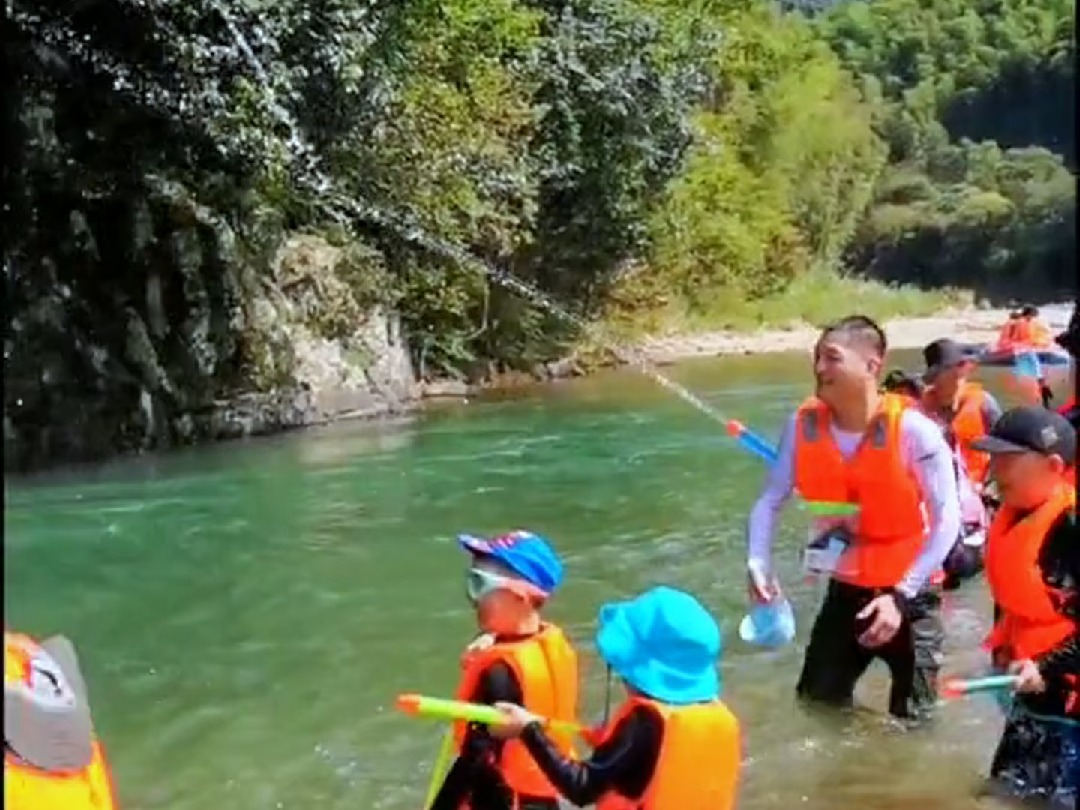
[{"left": 971, "top": 406, "right": 1076, "bottom": 461}]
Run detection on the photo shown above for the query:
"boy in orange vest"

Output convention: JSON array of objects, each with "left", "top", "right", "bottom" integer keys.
[
  {"left": 430, "top": 531, "right": 579, "bottom": 810},
  {"left": 491, "top": 586, "right": 741, "bottom": 810},
  {"left": 971, "top": 407, "right": 1078, "bottom": 806}
]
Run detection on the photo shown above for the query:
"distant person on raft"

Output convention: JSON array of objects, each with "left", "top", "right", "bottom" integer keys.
[
  {"left": 996, "top": 304, "right": 1056, "bottom": 352},
  {"left": 491, "top": 586, "right": 741, "bottom": 810},
  {"left": 973, "top": 407, "right": 1079, "bottom": 808},
  {"left": 996, "top": 305, "right": 1056, "bottom": 407},
  {"left": 746, "top": 315, "right": 960, "bottom": 719}
]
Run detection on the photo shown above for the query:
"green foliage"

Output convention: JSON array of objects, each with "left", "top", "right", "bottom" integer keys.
[
  {"left": 643, "top": 5, "right": 885, "bottom": 312},
  {"left": 817, "top": 0, "right": 1076, "bottom": 298},
  {"left": 3, "top": 0, "right": 1074, "bottom": 467}
]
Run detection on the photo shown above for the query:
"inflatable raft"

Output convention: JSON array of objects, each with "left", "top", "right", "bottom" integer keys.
[{"left": 976, "top": 345, "right": 1072, "bottom": 368}]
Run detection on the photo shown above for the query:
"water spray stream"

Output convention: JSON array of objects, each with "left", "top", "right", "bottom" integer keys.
[
  {"left": 206, "top": 3, "right": 751, "bottom": 432},
  {"left": 15, "top": 1, "right": 752, "bottom": 434}
]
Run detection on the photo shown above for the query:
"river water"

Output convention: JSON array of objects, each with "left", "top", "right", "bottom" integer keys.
[{"left": 5, "top": 350, "right": 1065, "bottom": 810}]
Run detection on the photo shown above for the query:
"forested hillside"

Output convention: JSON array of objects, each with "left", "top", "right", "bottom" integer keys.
[
  {"left": 4, "top": 0, "right": 1074, "bottom": 469},
  {"left": 818, "top": 0, "right": 1075, "bottom": 295}
]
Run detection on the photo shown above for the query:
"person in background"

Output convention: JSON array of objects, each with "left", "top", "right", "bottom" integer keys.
[
  {"left": 973, "top": 407, "right": 1078, "bottom": 808},
  {"left": 1018, "top": 304, "right": 1056, "bottom": 348},
  {"left": 1052, "top": 303, "right": 1078, "bottom": 489},
  {"left": 995, "top": 309, "right": 1024, "bottom": 350},
  {"left": 492, "top": 586, "right": 741, "bottom": 810},
  {"left": 430, "top": 530, "right": 579, "bottom": 810},
  {"left": 997, "top": 305, "right": 1055, "bottom": 351},
  {"left": 995, "top": 306, "right": 1055, "bottom": 407},
  {"left": 920, "top": 338, "right": 1003, "bottom": 493},
  {"left": 1018, "top": 305, "right": 1055, "bottom": 407},
  {"left": 918, "top": 338, "right": 1003, "bottom": 589},
  {"left": 4, "top": 630, "right": 120, "bottom": 809},
  {"left": 939, "top": 455, "right": 990, "bottom": 590},
  {"left": 882, "top": 369, "right": 925, "bottom": 404},
  {"left": 1054, "top": 303, "right": 1078, "bottom": 429},
  {"left": 746, "top": 315, "right": 960, "bottom": 719}
]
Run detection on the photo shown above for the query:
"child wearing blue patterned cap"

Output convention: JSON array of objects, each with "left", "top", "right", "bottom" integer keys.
[{"left": 429, "top": 531, "right": 580, "bottom": 810}]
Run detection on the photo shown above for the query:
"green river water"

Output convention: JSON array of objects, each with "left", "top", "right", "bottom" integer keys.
[{"left": 6, "top": 350, "right": 1056, "bottom": 810}]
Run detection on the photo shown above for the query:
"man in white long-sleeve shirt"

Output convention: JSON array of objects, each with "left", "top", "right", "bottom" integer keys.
[{"left": 747, "top": 315, "right": 961, "bottom": 718}]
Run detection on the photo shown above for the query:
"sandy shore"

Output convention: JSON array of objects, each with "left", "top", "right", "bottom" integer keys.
[{"left": 637, "top": 303, "right": 1074, "bottom": 364}]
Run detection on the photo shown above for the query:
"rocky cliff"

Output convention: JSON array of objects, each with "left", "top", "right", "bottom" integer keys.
[{"left": 4, "top": 201, "right": 417, "bottom": 472}]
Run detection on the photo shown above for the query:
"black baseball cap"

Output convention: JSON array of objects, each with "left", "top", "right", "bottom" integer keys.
[
  {"left": 922, "top": 338, "right": 973, "bottom": 380},
  {"left": 971, "top": 406, "right": 1076, "bottom": 460}
]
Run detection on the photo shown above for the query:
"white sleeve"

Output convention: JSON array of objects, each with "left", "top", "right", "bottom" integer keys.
[
  {"left": 747, "top": 413, "right": 798, "bottom": 574},
  {"left": 896, "top": 409, "right": 962, "bottom": 597}
]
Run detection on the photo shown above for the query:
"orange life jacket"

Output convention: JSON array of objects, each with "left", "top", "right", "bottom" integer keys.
[
  {"left": 453, "top": 623, "right": 579, "bottom": 803},
  {"left": 793, "top": 393, "right": 929, "bottom": 588},
  {"left": 984, "top": 483, "right": 1077, "bottom": 663},
  {"left": 5, "top": 741, "right": 118, "bottom": 810},
  {"left": 4, "top": 633, "right": 119, "bottom": 810},
  {"left": 594, "top": 696, "right": 740, "bottom": 810},
  {"left": 997, "top": 318, "right": 1026, "bottom": 350},
  {"left": 1027, "top": 319, "right": 1054, "bottom": 348},
  {"left": 948, "top": 382, "right": 991, "bottom": 485},
  {"left": 999, "top": 318, "right": 1053, "bottom": 350}
]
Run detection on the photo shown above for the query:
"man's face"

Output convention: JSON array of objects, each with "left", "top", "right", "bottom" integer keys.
[
  {"left": 813, "top": 334, "right": 880, "bottom": 407},
  {"left": 928, "top": 361, "right": 972, "bottom": 402}
]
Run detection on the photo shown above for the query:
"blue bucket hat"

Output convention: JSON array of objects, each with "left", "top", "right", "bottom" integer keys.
[
  {"left": 457, "top": 530, "right": 564, "bottom": 597},
  {"left": 595, "top": 586, "right": 721, "bottom": 705},
  {"left": 738, "top": 597, "right": 796, "bottom": 649}
]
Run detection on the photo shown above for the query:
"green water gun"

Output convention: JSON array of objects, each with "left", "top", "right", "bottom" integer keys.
[{"left": 397, "top": 693, "right": 584, "bottom": 736}]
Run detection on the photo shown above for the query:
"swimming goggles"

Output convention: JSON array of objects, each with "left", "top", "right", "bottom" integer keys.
[
  {"left": 466, "top": 568, "right": 547, "bottom": 603},
  {"left": 466, "top": 568, "right": 514, "bottom": 603}
]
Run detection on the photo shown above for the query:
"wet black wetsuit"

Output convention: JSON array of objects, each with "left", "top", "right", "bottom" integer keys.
[
  {"left": 989, "top": 508, "right": 1080, "bottom": 807},
  {"left": 430, "top": 634, "right": 559, "bottom": 810},
  {"left": 519, "top": 706, "right": 663, "bottom": 806},
  {"left": 797, "top": 581, "right": 944, "bottom": 719}
]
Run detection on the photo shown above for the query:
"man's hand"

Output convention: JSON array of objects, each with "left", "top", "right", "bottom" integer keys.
[
  {"left": 747, "top": 559, "right": 779, "bottom": 603},
  {"left": 1008, "top": 659, "right": 1046, "bottom": 694},
  {"left": 856, "top": 594, "right": 903, "bottom": 648},
  {"left": 491, "top": 702, "right": 540, "bottom": 739}
]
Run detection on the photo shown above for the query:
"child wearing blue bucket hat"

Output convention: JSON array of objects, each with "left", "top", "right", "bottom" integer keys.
[
  {"left": 491, "top": 586, "right": 741, "bottom": 809},
  {"left": 429, "top": 530, "right": 580, "bottom": 810}
]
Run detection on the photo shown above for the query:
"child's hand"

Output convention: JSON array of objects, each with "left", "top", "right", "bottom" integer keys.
[
  {"left": 490, "top": 702, "right": 538, "bottom": 738},
  {"left": 1009, "top": 659, "right": 1046, "bottom": 694},
  {"left": 460, "top": 633, "right": 495, "bottom": 668}
]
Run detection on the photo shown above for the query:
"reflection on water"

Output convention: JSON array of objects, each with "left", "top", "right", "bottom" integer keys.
[{"left": 3, "top": 352, "right": 1055, "bottom": 809}]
